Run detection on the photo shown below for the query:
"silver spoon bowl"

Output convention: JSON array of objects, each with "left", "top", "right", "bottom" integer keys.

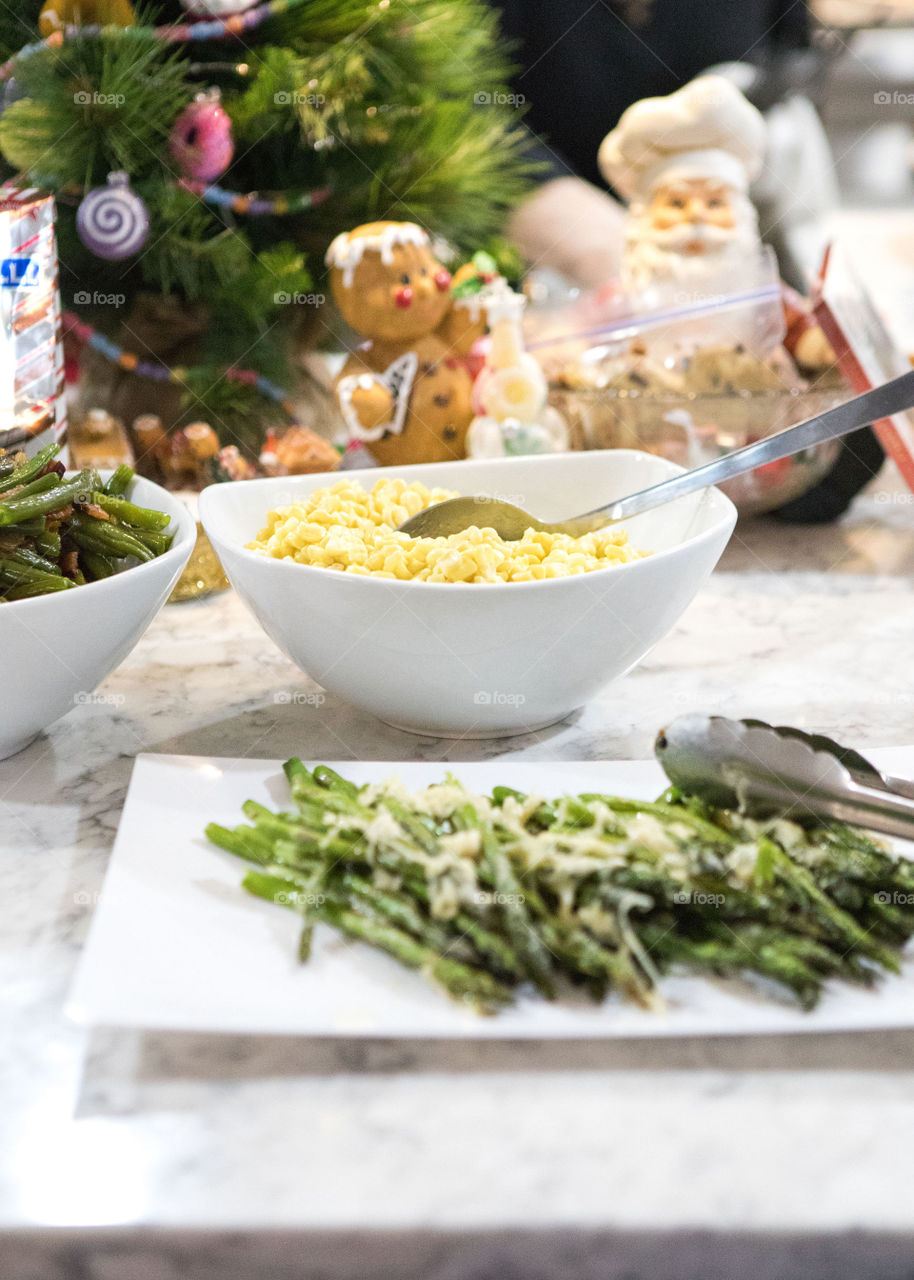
[{"left": 399, "top": 369, "right": 914, "bottom": 542}]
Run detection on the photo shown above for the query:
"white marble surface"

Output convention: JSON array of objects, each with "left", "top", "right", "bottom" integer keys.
[{"left": 3, "top": 468, "right": 914, "bottom": 1279}]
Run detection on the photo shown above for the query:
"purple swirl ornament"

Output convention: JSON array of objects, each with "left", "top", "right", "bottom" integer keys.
[{"left": 76, "top": 171, "right": 149, "bottom": 260}]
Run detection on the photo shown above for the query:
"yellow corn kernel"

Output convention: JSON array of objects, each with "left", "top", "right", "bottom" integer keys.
[{"left": 246, "top": 479, "right": 639, "bottom": 582}]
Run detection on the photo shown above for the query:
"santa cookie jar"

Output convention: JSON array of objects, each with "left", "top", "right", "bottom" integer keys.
[
  {"left": 326, "top": 221, "right": 473, "bottom": 466},
  {"left": 597, "top": 75, "right": 767, "bottom": 302},
  {"left": 596, "top": 74, "right": 835, "bottom": 372}
]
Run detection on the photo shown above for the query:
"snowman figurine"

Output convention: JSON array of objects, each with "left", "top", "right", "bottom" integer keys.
[{"left": 467, "top": 284, "right": 568, "bottom": 459}]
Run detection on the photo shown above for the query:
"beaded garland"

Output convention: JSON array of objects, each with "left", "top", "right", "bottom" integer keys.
[
  {"left": 58, "top": 177, "right": 333, "bottom": 219},
  {"left": 1, "top": 0, "right": 311, "bottom": 79},
  {"left": 178, "top": 179, "right": 333, "bottom": 216},
  {"left": 63, "top": 310, "right": 300, "bottom": 422}
]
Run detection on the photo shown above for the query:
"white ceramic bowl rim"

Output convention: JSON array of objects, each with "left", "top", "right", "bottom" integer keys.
[
  {"left": 201, "top": 456, "right": 736, "bottom": 595},
  {"left": 0, "top": 473, "right": 197, "bottom": 617},
  {"left": 561, "top": 386, "right": 841, "bottom": 402}
]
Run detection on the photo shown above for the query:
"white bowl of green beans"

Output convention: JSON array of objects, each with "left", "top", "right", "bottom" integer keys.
[{"left": 0, "top": 444, "right": 196, "bottom": 759}]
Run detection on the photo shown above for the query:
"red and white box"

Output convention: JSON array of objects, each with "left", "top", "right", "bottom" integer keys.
[{"left": 0, "top": 188, "right": 67, "bottom": 457}]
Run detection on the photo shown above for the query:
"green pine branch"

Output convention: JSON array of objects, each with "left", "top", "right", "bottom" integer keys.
[
  {"left": 0, "top": 31, "right": 188, "bottom": 185},
  {"left": 0, "top": 0, "right": 537, "bottom": 445},
  {"left": 0, "top": 1, "right": 45, "bottom": 61}
]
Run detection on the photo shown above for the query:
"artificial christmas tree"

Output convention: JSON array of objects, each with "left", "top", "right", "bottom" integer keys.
[{"left": 0, "top": 0, "right": 532, "bottom": 456}]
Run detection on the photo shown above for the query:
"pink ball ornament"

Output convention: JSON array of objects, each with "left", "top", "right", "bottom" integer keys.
[
  {"left": 179, "top": 0, "right": 258, "bottom": 14},
  {"left": 169, "top": 89, "right": 234, "bottom": 183}
]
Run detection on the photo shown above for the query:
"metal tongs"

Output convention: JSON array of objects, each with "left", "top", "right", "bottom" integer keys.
[{"left": 655, "top": 715, "right": 914, "bottom": 841}]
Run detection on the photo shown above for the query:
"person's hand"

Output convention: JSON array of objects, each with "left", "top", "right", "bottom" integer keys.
[{"left": 508, "top": 176, "right": 628, "bottom": 288}]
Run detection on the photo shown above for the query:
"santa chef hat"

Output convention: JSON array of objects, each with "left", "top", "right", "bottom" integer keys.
[{"left": 598, "top": 75, "right": 767, "bottom": 203}]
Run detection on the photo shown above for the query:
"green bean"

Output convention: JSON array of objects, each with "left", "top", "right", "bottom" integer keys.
[
  {"left": 90, "top": 491, "right": 171, "bottom": 531},
  {"left": 79, "top": 549, "right": 117, "bottom": 580},
  {"left": 8, "top": 547, "right": 61, "bottom": 575},
  {"left": 4, "top": 518, "right": 46, "bottom": 537},
  {"left": 68, "top": 513, "right": 155, "bottom": 562},
  {"left": 103, "top": 464, "right": 134, "bottom": 497},
  {"left": 478, "top": 828, "right": 556, "bottom": 998},
  {"left": 34, "top": 528, "right": 61, "bottom": 559},
  {"left": 0, "top": 443, "right": 60, "bottom": 494},
  {"left": 1, "top": 576, "right": 73, "bottom": 599},
  {"left": 312, "top": 765, "right": 360, "bottom": 799},
  {"left": 315, "top": 899, "right": 512, "bottom": 1012},
  {"left": 283, "top": 757, "right": 314, "bottom": 789},
  {"left": 0, "top": 474, "right": 91, "bottom": 528},
  {"left": 208, "top": 763, "right": 914, "bottom": 1017},
  {"left": 4, "top": 472, "right": 62, "bottom": 502},
  {"left": 204, "top": 822, "right": 275, "bottom": 865},
  {"left": 492, "top": 786, "right": 525, "bottom": 805},
  {"left": 290, "top": 778, "right": 364, "bottom": 818},
  {"left": 0, "top": 451, "right": 172, "bottom": 601},
  {"left": 127, "top": 527, "right": 173, "bottom": 555},
  {"left": 0, "top": 559, "right": 74, "bottom": 591},
  {"left": 580, "top": 793, "right": 737, "bottom": 845}
]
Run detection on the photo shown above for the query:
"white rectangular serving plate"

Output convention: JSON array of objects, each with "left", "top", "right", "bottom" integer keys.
[{"left": 69, "top": 750, "right": 914, "bottom": 1038}]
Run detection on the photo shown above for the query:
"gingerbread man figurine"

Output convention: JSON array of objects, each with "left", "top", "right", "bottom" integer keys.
[{"left": 326, "top": 221, "right": 473, "bottom": 466}]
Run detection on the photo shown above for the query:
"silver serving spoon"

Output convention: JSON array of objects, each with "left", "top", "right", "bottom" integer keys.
[
  {"left": 655, "top": 714, "right": 914, "bottom": 841},
  {"left": 399, "top": 368, "right": 914, "bottom": 541}
]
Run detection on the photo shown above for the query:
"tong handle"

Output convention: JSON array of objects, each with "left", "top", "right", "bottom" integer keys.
[{"left": 745, "top": 775, "right": 914, "bottom": 842}]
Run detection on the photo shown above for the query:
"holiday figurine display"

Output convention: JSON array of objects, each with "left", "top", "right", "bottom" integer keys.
[
  {"left": 467, "top": 285, "right": 568, "bottom": 458},
  {"left": 598, "top": 75, "right": 767, "bottom": 300},
  {"left": 68, "top": 407, "right": 133, "bottom": 471},
  {"left": 327, "top": 221, "right": 474, "bottom": 466},
  {"left": 38, "top": 0, "right": 135, "bottom": 36},
  {"left": 212, "top": 445, "right": 257, "bottom": 483},
  {"left": 590, "top": 73, "right": 837, "bottom": 378},
  {"left": 436, "top": 251, "right": 504, "bottom": 366},
  {"left": 76, "top": 171, "right": 149, "bottom": 261},
  {"left": 259, "top": 426, "right": 340, "bottom": 476},
  {"left": 167, "top": 422, "right": 221, "bottom": 487},
  {"left": 169, "top": 90, "right": 234, "bottom": 183}
]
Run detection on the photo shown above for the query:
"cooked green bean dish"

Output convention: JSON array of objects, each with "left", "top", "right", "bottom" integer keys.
[
  {"left": 206, "top": 761, "right": 914, "bottom": 1014},
  {"left": 0, "top": 445, "right": 174, "bottom": 601}
]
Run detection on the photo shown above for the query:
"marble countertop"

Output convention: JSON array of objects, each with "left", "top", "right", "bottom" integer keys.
[{"left": 3, "top": 468, "right": 914, "bottom": 1280}]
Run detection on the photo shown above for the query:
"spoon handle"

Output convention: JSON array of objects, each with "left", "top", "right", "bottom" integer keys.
[{"left": 592, "top": 367, "right": 914, "bottom": 524}]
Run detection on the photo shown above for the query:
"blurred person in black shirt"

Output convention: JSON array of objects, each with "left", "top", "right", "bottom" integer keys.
[
  {"left": 498, "top": 0, "right": 884, "bottom": 520},
  {"left": 500, "top": 0, "right": 809, "bottom": 283}
]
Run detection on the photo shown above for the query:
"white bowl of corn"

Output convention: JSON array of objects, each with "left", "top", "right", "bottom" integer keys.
[{"left": 200, "top": 450, "right": 736, "bottom": 737}]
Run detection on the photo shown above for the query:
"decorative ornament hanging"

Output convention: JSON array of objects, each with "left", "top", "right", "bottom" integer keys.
[
  {"left": 169, "top": 89, "right": 234, "bottom": 183},
  {"left": 76, "top": 171, "right": 149, "bottom": 260},
  {"left": 179, "top": 0, "right": 259, "bottom": 15},
  {"left": 38, "top": 0, "right": 135, "bottom": 37}
]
